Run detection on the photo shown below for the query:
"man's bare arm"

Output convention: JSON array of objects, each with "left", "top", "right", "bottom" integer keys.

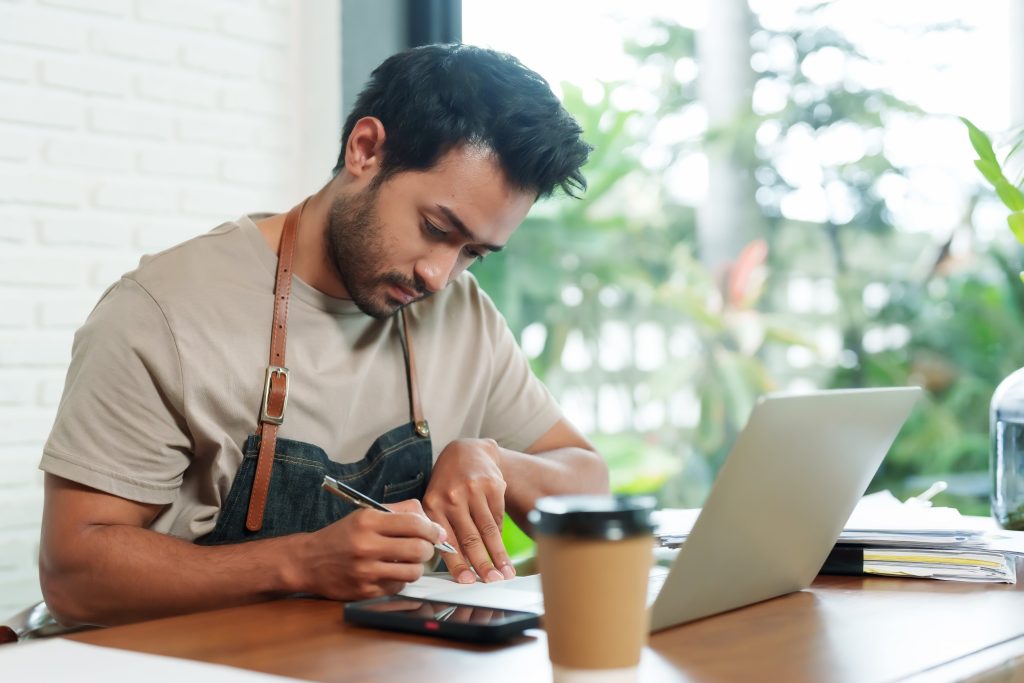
[
  {"left": 39, "top": 474, "right": 444, "bottom": 627},
  {"left": 499, "top": 418, "right": 610, "bottom": 529}
]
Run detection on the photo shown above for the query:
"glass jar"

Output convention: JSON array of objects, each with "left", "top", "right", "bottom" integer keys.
[{"left": 990, "top": 367, "right": 1024, "bottom": 530}]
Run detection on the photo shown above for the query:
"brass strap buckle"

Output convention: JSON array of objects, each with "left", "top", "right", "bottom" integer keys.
[{"left": 260, "top": 365, "right": 290, "bottom": 425}]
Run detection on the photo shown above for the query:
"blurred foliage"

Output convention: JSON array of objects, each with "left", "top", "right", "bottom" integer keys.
[
  {"left": 652, "top": 241, "right": 813, "bottom": 470},
  {"left": 835, "top": 247, "right": 1024, "bottom": 492},
  {"left": 484, "top": 3, "right": 1012, "bottom": 518},
  {"left": 477, "top": 78, "right": 809, "bottom": 508},
  {"left": 473, "top": 81, "right": 693, "bottom": 381}
]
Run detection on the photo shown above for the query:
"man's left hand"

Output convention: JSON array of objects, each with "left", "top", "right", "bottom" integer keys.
[{"left": 422, "top": 438, "right": 516, "bottom": 584}]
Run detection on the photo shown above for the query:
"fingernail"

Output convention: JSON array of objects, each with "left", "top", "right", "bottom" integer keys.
[
  {"left": 486, "top": 569, "right": 504, "bottom": 583},
  {"left": 501, "top": 564, "right": 515, "bottom": 579},
  {"left": 435, "top": 525, "right": 447, "bottom": 542},
  {"left": 457, "top": 570, "right": 476, "bottom": 584}
]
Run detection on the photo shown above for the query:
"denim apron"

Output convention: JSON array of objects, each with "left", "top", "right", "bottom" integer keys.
[{"left": 197, "top": 200, "right": 432, "bottom": 545}]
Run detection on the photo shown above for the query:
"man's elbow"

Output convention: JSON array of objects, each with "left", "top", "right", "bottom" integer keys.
[{"left": 38, "top": 554, "right": 99, "bottom": 627}]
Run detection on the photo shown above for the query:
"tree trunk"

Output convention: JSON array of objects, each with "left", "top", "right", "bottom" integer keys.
[{"left": 695, "top": 0, "right": 764, "bottom": 271}]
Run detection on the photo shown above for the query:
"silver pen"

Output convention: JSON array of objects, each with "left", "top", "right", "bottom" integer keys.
[{"left": 321, "top": 475, "right": 457, "bottom": 554}]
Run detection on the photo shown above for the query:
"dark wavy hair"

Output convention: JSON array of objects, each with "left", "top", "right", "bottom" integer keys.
[{"left": 335, "top": 44, "right": 592, "bottom": 200}]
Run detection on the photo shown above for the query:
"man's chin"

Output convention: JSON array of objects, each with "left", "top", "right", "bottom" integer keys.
[
  {"left": 353, "top": 298, "right": 400, "bottom": 319},
  {"left": 351, "top": 287, "right": 431, "bottom": 319},
  {"left": 351, "top": 291, "right": 415, "bottom": 319}
]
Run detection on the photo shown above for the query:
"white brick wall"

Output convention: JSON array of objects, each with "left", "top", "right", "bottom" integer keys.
[{"left": 0, "top": 0, "right": 342, "bottom": 619}]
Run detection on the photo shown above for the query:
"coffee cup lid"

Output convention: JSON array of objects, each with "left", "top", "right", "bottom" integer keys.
[{"left": 528, "top": 495, "right": 656, "bottom": 540}]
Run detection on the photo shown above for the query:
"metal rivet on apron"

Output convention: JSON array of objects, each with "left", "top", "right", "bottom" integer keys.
[{"left": 415, "top": 420, "right": 430, "bottom": 438}]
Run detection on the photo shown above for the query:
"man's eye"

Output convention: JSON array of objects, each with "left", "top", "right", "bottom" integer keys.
[
  {"left": 423, "top": 220, "right": 447, "bottom": 238},
  {"left": 464, "top": 248, "right": 487, "bottom": 262}
]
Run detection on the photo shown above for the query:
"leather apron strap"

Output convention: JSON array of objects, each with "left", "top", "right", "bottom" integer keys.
[
  {"left": 246, "top": 200, "right": 304, "bottom": 532},
  {"left": 245, "top": 199, "right": 429, "bottom": 532},
  {"left": 399, "top": 307, "right": 430, "bottom": 439}
]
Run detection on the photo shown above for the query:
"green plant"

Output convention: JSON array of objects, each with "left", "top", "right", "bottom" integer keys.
[
  {"left": 963, "top": 118, "right": 1024, "bottom": 268},
  {"left": 833, "top": 245, "right": 1024, "bottom": 492}
]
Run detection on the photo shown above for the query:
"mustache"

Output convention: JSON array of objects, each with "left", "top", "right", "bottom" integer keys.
[{"left": 380, "top": 272, "right": 429, "bottom": 299}]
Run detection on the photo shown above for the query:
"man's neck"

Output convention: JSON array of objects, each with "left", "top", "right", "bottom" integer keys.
[{"left": 254, "top": 188, "right": 350, "bottom": 299}]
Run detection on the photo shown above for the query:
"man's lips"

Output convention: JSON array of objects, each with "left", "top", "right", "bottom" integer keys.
[{"left": 388, "top": 283, "right": 420, "bottom": 304}]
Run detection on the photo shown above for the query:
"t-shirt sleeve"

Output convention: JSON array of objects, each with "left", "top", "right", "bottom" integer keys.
[
  {"left": 40, "top": 277, "right": 191, "bottom": 505},
  {"left": 475, "top": 285, "right": 564, "bottom": 453}
]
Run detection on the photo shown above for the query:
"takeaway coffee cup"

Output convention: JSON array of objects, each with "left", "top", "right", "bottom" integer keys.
[{"left": 529, "top": 495, "right": 656, "bottom": 682}]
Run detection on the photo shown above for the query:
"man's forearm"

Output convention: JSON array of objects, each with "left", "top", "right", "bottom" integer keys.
[
  {"left": 40, "top": 524, "right": 308, "bottom": 627},
  {"left": 497, "top": 446, "right": 609, "bottom": 529}
]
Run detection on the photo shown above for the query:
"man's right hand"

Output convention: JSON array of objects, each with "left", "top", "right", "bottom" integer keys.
[
  {"left": 298, "top": 499, "right": 446, "bottom": 601},
  {"left": 39, "top": 476, "right": 446, "bottom": 626}
]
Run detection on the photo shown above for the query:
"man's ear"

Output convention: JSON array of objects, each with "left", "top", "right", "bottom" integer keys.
[{"left": 344, "top": 117, "right": 386, "bottom": 180}]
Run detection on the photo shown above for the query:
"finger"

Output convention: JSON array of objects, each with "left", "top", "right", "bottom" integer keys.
[
  {"left": 449, "top": 508, "right": 503, "bottom": 583},
  {"left": 373, "top": 536, "right": 436, "bottom": 564},
  {"left": 383, "top": 500, "right": 453, "bottom": 547},
  {"left": 372, "top": 510, "right": 446, "bottom": 546},
  {"left": 413, "top": 602, "right": 436, "bottom": 618},
  {"left": 382, "top": 500, "right": 446, "bottom": 543},
  {"left": 435, "top": 516, "right": 476, "bottom": 584},
  {"left": 483, "top": 487, "right": 512, "bottom": 578},
  {"left": 452, "top": 605, "right": 474, "bottom": 622},
  {"left": 366, "top": 559, "right": 426, "bottom": 585},
  {"left": 485, "top": 485, "right": 504, "bottom": 534},
  {"left": 469, "top": 494, "right": 514, "bottom": 579},
  {"left": 469, "top": 607, "right": 495, "bottom": 624},
  {"left": 385, "top": 498, "right": 425, "bottom": 516}
]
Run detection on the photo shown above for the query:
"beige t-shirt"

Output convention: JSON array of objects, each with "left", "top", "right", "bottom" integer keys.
[{"left": 40, "top": 215, "right": 562, "bottom": 541}]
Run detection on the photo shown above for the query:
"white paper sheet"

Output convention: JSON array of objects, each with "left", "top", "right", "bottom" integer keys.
[
  {"left": 0, "top": 639, "right": 300, "bottom": 681},
  {"left": 399, "top": 566, "right": 671, "bottom": 614},
  {"left": 399, "top": 573, "right": 546, "bottom": 613},
  {"left": 653, "top": 491, "right": 996, "bottom": 547}
]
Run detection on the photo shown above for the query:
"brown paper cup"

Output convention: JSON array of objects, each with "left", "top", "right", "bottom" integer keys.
[{"left": 529, "top": 495, "right": 655, "bottom": 676}]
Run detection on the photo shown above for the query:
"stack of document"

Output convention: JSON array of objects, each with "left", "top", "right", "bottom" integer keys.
[
  {"left": 824, "top": 546, "right": 1012, "bottom": 582},
  {"left": 653, "top": 491, "right": 1020, "bottom": 584}
]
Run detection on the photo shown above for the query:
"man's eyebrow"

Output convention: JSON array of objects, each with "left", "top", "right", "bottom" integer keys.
[{"left": 435, "top": 204, "right": 505, "bottom": 253}]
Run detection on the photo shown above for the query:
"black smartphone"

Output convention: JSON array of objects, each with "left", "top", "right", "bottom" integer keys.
[{"left": 343, "top": 596, "right": 540, "bottom": 643}]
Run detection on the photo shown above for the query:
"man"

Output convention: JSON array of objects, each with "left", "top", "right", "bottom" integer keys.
[{"left": 37, "top": 44, "right": 608, "bottom": 626}]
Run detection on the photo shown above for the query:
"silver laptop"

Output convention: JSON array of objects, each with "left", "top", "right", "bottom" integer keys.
[
  {"left": 648, "top": 386, "right": 920, "bottom": 631},
  {"left": 400, "top": 387, "right": 921, "bottom": 630}
]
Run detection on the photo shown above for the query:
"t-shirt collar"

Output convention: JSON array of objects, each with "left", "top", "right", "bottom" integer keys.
[{"left": 237, "top": 213, "right": 366, "bottom": 317}]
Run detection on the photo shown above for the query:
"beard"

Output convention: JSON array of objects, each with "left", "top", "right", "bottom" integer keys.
[{"left": 324, "top": 186, "right": 428, "bottom": 319}]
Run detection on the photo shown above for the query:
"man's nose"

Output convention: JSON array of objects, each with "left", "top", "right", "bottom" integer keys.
[{"left": 414, "top": 247, "right": 461, "bottom": 293}]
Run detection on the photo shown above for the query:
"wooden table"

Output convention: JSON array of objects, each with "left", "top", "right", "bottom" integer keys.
[{"left": 68, "top": 566, "right": 1024, "bottom": 683}]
